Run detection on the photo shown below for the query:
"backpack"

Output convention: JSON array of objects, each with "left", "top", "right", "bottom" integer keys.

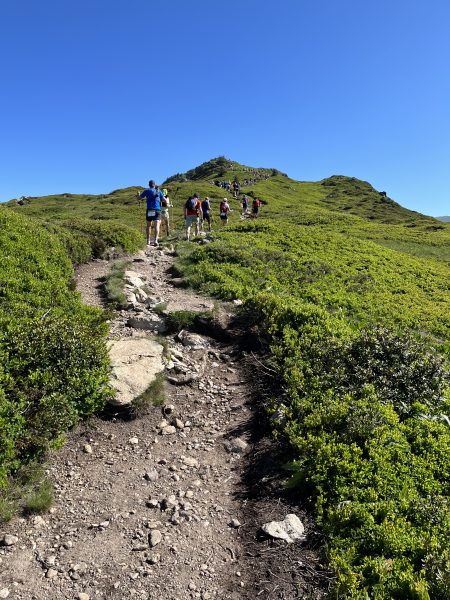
[
  {"left": 220, "top": 201, "right": 227, "bottom": 213},
  {"left": 201, "top": 199, "right": 210, "bottom": 212},
  {"left": 185, "top": 197, "right": 197, "bottom": 211}
]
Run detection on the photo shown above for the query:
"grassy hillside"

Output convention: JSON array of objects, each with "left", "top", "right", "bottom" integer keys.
[
  {"left": 166, "top": 159, "right": 450, "bottom": 599},
  {"left": 4, "top": 158, "right": 450, "bottom": 597}
]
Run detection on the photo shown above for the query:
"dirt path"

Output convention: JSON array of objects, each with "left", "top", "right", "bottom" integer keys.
[{"left": 0, "top": 246, "right": 328, "bottom": 600}]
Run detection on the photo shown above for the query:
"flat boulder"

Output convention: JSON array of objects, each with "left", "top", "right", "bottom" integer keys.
[{"left": 109, "top": 338, "right": 164, "bottom": 406}]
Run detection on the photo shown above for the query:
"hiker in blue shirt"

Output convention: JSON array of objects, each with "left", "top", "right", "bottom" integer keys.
[{"left": 139, "top": 180, "right": 164, "bottom": 246}]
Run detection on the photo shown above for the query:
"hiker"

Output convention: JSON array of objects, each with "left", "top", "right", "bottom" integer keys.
[
  {"left": 241, "top": 194, "right": 249, "bottom": 215},
  {"left": 220, "top": 198, "right": 231, "bottom": 225},
  {"left": 252, "top": 197, "right": 261, "bottom": 217},
  {"left": 160, "top": 188, "right": 172, "bottom": 237},
  {"left": 184, "top": 193, "right": 201, "bottom": 240},
  {"left": 139, "top": 180, "right": 164, "bottom": 246},
  {"left": 201, "top": 196, "right": 212, "bottom": 232}
]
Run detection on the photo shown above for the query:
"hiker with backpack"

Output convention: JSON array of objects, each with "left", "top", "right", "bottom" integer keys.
[
  {"left": 184, "top": 193, "right": 201, "bottom": 240},
  {"left": 139, "top": 180, "right": 164, "bottom": 246},
  {"left": 220, "top": 198, "right": 231, "bottom": 225},
  {"left": 160, "top": 188, "right": 172, "bottom": 237},
  {"left": 241, "top": 194, "right": 249, "bottom": 215},
  {"left": 201, "top": 196, "right": 212, "bottom": 232},
  {"left": 252, "top": 197, "right": 261, "bottom": 218}
]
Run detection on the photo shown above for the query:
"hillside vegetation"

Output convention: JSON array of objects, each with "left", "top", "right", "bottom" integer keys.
[
  {"left": 167, "top": 159, "right": 450, "bottom": 599},
  {"left": 4, "top": 158, "right": 450, "bottom": 598},
  {"left": 0, "top": 209, "right": 111, "bottom": 497}
]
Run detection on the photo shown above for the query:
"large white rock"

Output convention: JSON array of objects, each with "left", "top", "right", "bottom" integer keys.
[
  {"left": 109, "top": 338, "right": 164, "bottom": 406},
  {"left": 261, "top": 514, "right": 305, "bottom": 543},
  {"left": 124, "top": 270, "right": 145, "bottom": 288}
]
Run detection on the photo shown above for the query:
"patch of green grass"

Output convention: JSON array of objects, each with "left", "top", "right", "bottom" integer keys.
[
  {"left": 131, "top": 372, "right": 166, "bottom": 417},
  {"left": 153, "top": 301, "right": 168, "bottom": 315},
  {"left": 104, "top": 260, "right": 130, "bottom": 309},
  {"left": 0, "top": 494, "right": 17, "bottom": 523},
  {"left": 165, "top": 309, "right": 214, "bottom": 333},
  {"left": 24, "top": 478, "right": 54, "bottom": 514},
  {"left": 0, "top": 463, "right": 54, "bottom": 522}
]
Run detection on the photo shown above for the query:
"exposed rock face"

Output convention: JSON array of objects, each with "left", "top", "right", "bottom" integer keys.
[{"left": 108, "top": 337, "right": 164, "bottom": 406}]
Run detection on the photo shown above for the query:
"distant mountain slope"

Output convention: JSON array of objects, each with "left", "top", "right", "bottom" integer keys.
[
  {"left": 320, "top": 175, "right": 436, "bottom": 225},
  {"left": 163, "top": 157, "right": 437, "bottom": 227},
  {"left": 437, "top": 215, "right": 450, "bottom": 222}
]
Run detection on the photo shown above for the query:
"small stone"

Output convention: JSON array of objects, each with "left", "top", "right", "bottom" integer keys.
[
  {"left": 149, "top": 530, "right": 162, "bottom": 547},
  {"left": 188, "top": 582, "right": 197, "bottom": 591},
  {"left": 147, "top": 553, "right": 160, "bottom": 565},
  {"left": 225, "top": 438, "right": 248, "bottom": 454},
  {"left": 146, "top": 498, "right": 159, "bottom": 508},
  {"left": 202, "top": 593, "right": 211, "bottom": 600},
  {"left": 78, "top": 594, "right": 90, "bottom": 600},
  {"left": 100, "top": 520, "right": 110, "bottom": 528},
  {"left": 229, "top": 518, "right": 241, "bottom": 528},
  {"left": 261, "top": 514, "right": 305, "bottom": 543},
  {"left": 0, "top": 589, "right": 10, "bottom": 599},
  {"left": 182, "top": 456, "right": 199, "bottom": 468},
  {"left": 163, "top": 404, "right": 175, "bottom": 415},
  {"left": 173, "top": 418, "right": 185, "bottom": 429},
  {"left": 161, "top": 425, "right": 176, "bottom": 435},
  {"left": 46, "top": 568, "right": 58, "bottom": 579},
  {"left": 33, "top": 515, "right": 46, "bottom": 527},
  {"left": 129, "top": 437, "right": 139, "bottom": 445},
  {"left": 83, "top": 444, "right": 93, "bottom": 454},
  {"left": 1, "top": 534, "right": 18, "bottom": 547},
  {"left": 186, "top": 490, "right": 194, "bottom": 499},
  {"left": 144, "top": 470, "right": 159, "bottom": 482}
]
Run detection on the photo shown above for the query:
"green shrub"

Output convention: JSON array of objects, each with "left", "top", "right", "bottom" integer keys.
[{"left": 0, "top": 211, "right": 111, "bottom": 490}]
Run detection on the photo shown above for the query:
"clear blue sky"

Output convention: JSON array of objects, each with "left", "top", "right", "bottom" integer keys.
[{"left": 1, "top": 0, "right": 449, "bottom": 216}]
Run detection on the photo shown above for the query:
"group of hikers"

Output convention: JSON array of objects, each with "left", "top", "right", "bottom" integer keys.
[
  {"left": 139, "top": 180, "right": 262, "bottom": 245},
  {"left": 215, "top": 180, "right": 241, "bottom": 198}
]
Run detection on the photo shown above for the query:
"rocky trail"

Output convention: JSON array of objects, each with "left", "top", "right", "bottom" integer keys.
[{"left": 0, "top": 245, "right": 329, "bottom": 600}]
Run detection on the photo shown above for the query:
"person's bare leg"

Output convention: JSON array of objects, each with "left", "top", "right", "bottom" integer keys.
[
  {"left": 146, "top": 222, "right": 151, "bottom": 245},
  {"left": 154, "top": 220, "right": 161, "bottom": 244}
]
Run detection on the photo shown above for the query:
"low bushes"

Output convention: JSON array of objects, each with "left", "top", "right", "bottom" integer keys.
[
  {"left": 0, "top": 211, "right": 111, "bottom": 494},
  {"left": 177, "top": 221, "right": 450, "bottom": 597}
]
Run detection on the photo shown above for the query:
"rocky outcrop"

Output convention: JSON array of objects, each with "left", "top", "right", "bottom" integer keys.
[{"left": 108, "top": 337, "right": 164, "bottom": 406}]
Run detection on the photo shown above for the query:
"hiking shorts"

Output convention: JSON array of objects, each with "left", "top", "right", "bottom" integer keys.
[
  {"left": 160, "top": 210, "right": 169, "bottom": 223},
  {"left": 146, "top": 209, "right": 161, "bottom": 222},
  {"left": 202, "top": 212, "right": 211, "bottom": 224},
  {"left": 252, "top": 207, "right": 259, "bottom": 215},
  {"left": 220, "top": 213, "right": 228, "bottom": 221},
  {"left": 185, "top": 215, "right": 199, "bottom": 228}
]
